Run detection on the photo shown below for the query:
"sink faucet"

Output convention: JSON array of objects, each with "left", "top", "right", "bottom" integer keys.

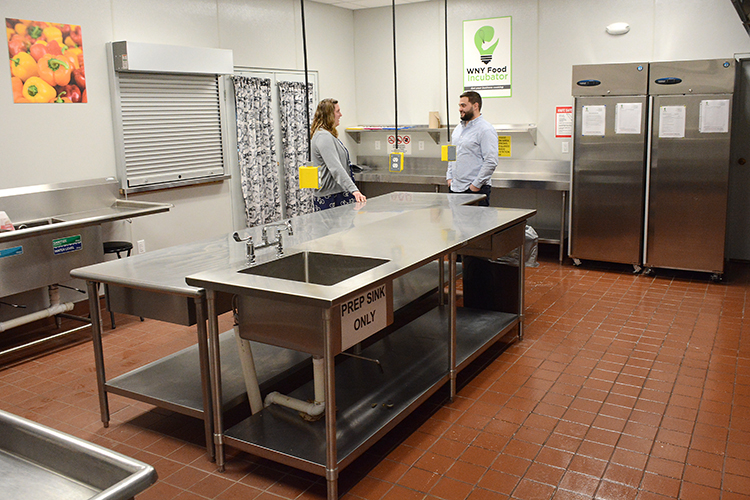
[
  {"left": 232, "top": 232, "right": 255, "bottom": 263},
  {"left": 258, "top": 220, "right": 293, "bottom": 257},
  {"left": 232, "top": 220, "right": 293, "bottom": 264}
]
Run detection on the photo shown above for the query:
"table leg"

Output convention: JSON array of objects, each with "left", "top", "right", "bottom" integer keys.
[
  {"left": 559, "top": 191, "right": 567, "bottom": 263},
  {"left": 449, "top": 252, "right": 457, "bottom": 401},
  {"left": 323, "top": 308, "right": 338, "bottom": 500},
  {"left": 87, "top": 280, "right": 110, "bottom": 427},
  {"left": 518, "top": 240, "right": 526, "bottom": 340},
  {"left": 194, "top": 297, "right": 215, "bottom": 461},
  {"left": 438, "top": 257, "right": 445, "bottom": 306},
  {"left": 205, "top": 290, "right": 225, "bottom": 471}
]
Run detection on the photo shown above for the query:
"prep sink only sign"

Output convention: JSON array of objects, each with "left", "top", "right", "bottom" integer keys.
[{"left": 340, "top": 282, "right": 393, "bottom": 350}]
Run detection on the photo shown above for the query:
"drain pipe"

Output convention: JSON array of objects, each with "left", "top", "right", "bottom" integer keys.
[
  {"left": 264, "top": 356, "right": 326, "bottom": 418},
  {"left": 232, "top": 325, "right": 263, "bottom": 414},
  {"left": 0, "top": 286, "right": 75, "bottom": 333}
]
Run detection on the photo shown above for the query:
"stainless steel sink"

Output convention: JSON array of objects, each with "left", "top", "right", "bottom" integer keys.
[
  {"left": 11, "top": 217, "right": 64, "bottom": 230},
  {"left": 239, "top": 251, "right": 388, "bottom": 286},
  {"left": 0, "top": 409, "right": 157, "bottom": 500}
]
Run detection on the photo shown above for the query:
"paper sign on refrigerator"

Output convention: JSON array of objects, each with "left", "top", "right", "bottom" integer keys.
[
  {"left": 581, "top": 105, "right": 606, "bottom": 136},
  {"left": 699, "top": 99, "right": 730, "bottom": 133},
  {"left": 615, "top": 103, "right": 642, "bottom": 134},
  {"left": 659, "top": 106, "right": 686, "bottom": 138}
]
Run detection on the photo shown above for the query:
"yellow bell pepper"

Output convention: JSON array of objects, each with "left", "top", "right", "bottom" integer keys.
[
  {"left": 64, "top": 47, "right": 82, "bottom": 69},
  {"left": 7, "top": 27, "right": 15, "bottom": 41},
  {"left": 42, "top": 25, "right": 62, "bottom": 43},
  {"left": 38, "top": 54, "right": 71, "bottom": 86},
  {"left": 10, "top": 51, "right": 39, "bottom": 82},
  {"left": 22, "top": 76, "right": 56, "bottom": 103}
]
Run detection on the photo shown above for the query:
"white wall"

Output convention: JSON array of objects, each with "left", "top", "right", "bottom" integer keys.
[
  {"left": 353, "top": 0, "right": 750, "bottom": 160},
  {"left": 2, "top": 0, "right": 749, "bottom": 252},
  {"left": 1, "top": 0, "right": 355, "bottom": 251}
]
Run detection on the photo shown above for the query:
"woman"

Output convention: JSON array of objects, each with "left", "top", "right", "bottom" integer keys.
[{"left": 310, "top": 98, "right": 366, "bottom": 211}]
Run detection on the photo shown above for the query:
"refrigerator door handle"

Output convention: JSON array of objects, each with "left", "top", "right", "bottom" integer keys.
[{"left": 642, "top": 95, "right": 654, "bottom": 266}]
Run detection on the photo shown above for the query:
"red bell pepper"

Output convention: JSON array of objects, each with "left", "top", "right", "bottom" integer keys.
[
  {"left": 58, "top": 84, "right": 82, "bottom": 103},
  {"left": 72, "top": 67, "right": 85, "bottom": 90}
]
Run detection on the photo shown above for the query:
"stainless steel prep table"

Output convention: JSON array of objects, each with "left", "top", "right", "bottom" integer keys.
[
  {"left": 70, "top": 192, "right": 485, "bottom": 461},
  {"left": 186, "top": 201, "right": 535, "bottom": 499},
  {"left": 354, "top": 157, "right": 570, "bottom": 262}
]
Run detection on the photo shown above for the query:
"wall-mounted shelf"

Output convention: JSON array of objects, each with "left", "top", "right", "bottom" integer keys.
[
  {"left": 495, "top": 124, "right": 537, "bottom": 145},
  {"left": 345, "top": 126, "right": 443, "bottom": 144},
  {"left": 345, "top": 123, "right": 537, "bottom": 145}
]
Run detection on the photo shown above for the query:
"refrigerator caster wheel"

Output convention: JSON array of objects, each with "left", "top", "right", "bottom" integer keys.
[
  {"left": 573, "top": 258, "right": 582, "bottom": 267},
  {"left": 710, "top": 273, "right": 723, "bottom": 282},
  {"left": 632, "top": 265, "right": 642, "bottom": 274},
  {"left": 642, "top": 267, "right": 653, "bottom": 276}
]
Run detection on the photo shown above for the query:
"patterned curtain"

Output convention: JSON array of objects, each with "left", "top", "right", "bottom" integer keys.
[
  {"left": 232, "top": 76, "right": 281, "bottom": 227},
  {"left": 278, "top": 81, "right": 315, "bottom": 218}
]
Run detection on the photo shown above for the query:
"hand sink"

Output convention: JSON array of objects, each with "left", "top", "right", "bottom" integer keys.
[
  {"left": 12, "top": 217, "right": 65, "bottom": 230},
  {"left": 239, "top": 251, "right": 388, "bottom": 286}
]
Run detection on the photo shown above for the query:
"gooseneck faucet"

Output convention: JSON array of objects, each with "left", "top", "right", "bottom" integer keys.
[{"left": 233, "top": 220, "right": 293, "bottom": 264}]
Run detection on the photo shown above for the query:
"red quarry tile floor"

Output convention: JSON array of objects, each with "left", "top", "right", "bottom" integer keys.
[{"left": 1, "top": 251, "right": 748, "bottom": 500}]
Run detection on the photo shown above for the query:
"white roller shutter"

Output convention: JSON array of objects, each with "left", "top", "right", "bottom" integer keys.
[{"left": 113, "top": 72, "right": 228, "bottom": 192}]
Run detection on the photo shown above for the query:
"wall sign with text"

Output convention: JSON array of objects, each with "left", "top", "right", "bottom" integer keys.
[{"left": 463, "top": 16, "right": 512, "bottom": 98}]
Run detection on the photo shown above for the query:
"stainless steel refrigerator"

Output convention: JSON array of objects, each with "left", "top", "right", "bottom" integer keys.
[
  {"left": 569, "top": 63, "right": 649, "bottom": 269},
  {"left": 644, "top": 59, "right": 735, "bottom": 278}
]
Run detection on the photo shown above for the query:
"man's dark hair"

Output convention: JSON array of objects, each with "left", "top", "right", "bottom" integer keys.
[{"left": 460, "top": 91, "right": 482, "bottom": 111}]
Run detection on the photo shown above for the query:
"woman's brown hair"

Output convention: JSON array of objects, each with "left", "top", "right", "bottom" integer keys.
[{"left": 310, "top": 98, "right": 338, "bottom": 138}]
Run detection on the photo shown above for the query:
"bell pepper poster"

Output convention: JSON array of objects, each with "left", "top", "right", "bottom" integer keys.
[{"left": 7, "top": 18, "right": 86, "bottom": 103}]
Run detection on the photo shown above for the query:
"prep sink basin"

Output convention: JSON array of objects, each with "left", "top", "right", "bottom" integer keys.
[{"left": 239, "top": 251, "right": 388, "bottom": 286}]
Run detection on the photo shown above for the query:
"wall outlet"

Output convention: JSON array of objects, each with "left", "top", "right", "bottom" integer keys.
[
  {"left": 375, "top": 140, "right": 381, "bottom": 150},
  {"left": 137, "top": 239, "right": 146, "bottom": 254},
  {"left": 418, "top": 141, "right": 424, "bottom": 151},
  {"left": 562, "top": 141, "right": 570, "bottom": 153}
]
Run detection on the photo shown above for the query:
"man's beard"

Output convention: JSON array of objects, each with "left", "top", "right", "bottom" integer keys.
[{"left": 461, "top": 109, "right": 475, "bottom": 122}]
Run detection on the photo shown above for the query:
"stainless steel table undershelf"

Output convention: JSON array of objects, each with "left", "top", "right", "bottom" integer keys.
[{"left": 222, "top": 305, "right": 518, "bottom": 474}]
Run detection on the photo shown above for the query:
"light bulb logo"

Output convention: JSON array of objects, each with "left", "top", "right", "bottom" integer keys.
[{"left": 474, "top": 26, "right": 499, "bottom": 65}]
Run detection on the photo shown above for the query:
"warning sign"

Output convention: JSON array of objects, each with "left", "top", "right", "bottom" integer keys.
[
  {"left": 498, "top": 136, "right": 511, "bottom": 157},
  {"left": 387, "top": 135, "right": 412, "bottom": 155}
]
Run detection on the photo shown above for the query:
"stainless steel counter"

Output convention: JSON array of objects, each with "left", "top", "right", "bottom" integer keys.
[
  {"left": 0, "top": 178, "right": 170, "bottom": 246},
  {"left": 186, "top": 197, "right": 536, "bottom": 499},
  {"left": 355, "top": 156, "right": 570, "bottom": 191},
  {"left": 354, "top": 157, "right": 571, "bottom": 262},
  {"left": 186, "top": 203, "right": 533, "bottom": 308},
  {"left": 70, "top": 192, "right": 486, "bottom": 461}
]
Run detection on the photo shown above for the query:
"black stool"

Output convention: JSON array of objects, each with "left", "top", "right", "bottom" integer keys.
[
  {"left": 103, "top": 241, "right": 137, "bottom": 328},
  {"left": 103, "top": 240, "right": 133, "bottom": 258}
]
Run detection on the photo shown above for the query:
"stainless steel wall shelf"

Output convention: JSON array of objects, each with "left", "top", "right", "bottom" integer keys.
[{"left": 346, "top": 124, "right": 538, "bottom": 145}]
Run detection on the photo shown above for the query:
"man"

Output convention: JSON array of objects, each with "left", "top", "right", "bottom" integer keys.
[{"left": 446, "top": 91, "right": 498, "bottom": 207}]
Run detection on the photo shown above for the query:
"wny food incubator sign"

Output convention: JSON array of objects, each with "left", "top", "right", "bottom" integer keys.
[{"left": 463, "top": 17, "right": 512, "bottom": 98}]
